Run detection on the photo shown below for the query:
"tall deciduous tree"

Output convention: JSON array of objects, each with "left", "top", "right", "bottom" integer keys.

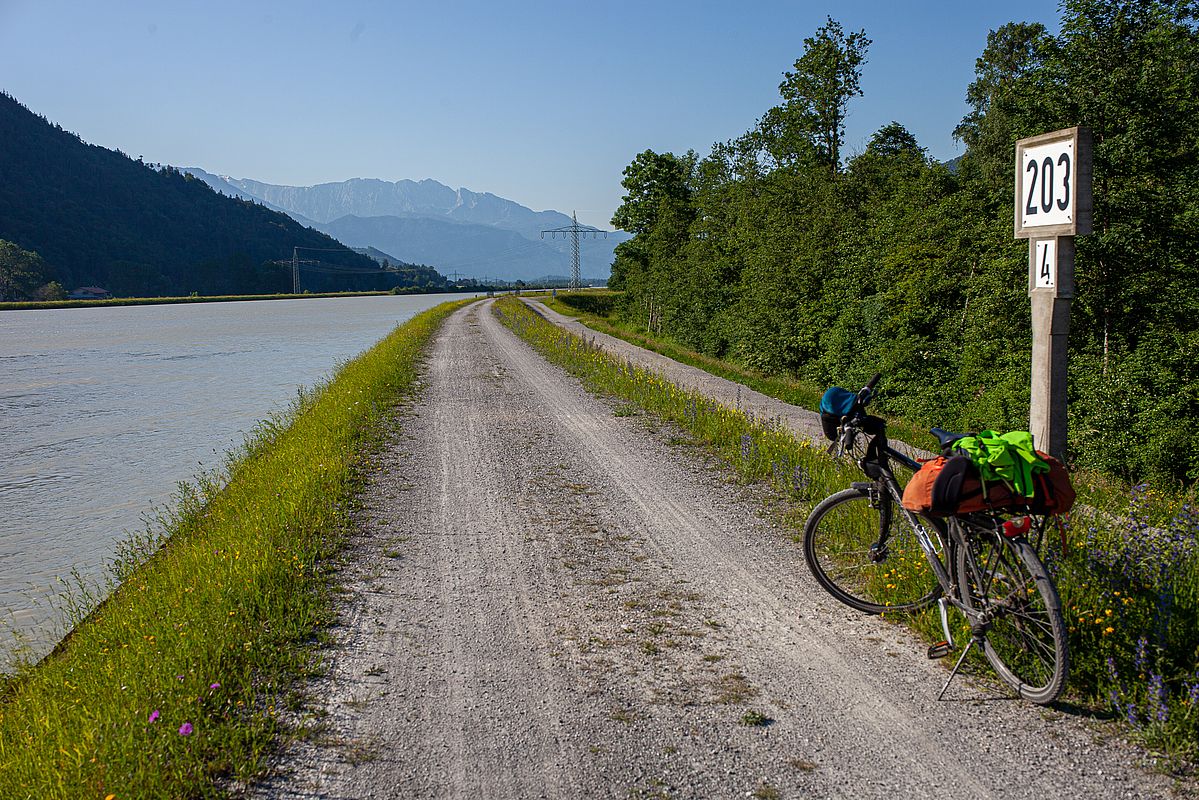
[
  {"left": 609, "top": 149, "right": 695, "bottom": 303},
  {"left": 954, "top": 22, "right": 1059, "bottom": 190},
  {"left": 774, "top": 17, "right": 871, "bottom": 173},
  {"left": 610, "top": 150, "right": 695, "bottom": 236}
]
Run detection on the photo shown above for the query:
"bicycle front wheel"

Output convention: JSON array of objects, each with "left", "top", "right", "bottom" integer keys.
[
  {"left": 803, "top": 487, "right": 941, "bottom": 614},
  {"left": 956, "top": 526, "right": 1068, "bottom": 704}
]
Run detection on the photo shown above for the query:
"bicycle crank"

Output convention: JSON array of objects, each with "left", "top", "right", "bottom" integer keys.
[
  {"left": 936, "top": 596, "right": 955, "bottom": 648},
  {"left": 927, "top": 597, "right": 956, "bottom": 658}
]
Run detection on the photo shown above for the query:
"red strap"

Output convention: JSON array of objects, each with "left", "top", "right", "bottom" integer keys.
[{"left": 1054, "top": 515, "right": 1070, "bottom": 555}]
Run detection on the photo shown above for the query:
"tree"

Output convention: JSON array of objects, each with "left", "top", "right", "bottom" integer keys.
[
  {"left": 865, "top": 121, "right": 924, "bottom": 159},
  {"left": 603, "top": 2, "right": 1199, "bottom": 482},
  {"left": 610, "top": 150, "right": 695, "bottom": 235},
  {"left": 33, "top": 280, "right": 66, "bottom": 301},
  {"left": 0, "top": 239, "right": 53, "bottom": 300},
  {"left": 954, "top": 22, "right": 1060, "bottom": 192},
  {"left": 774, "top": 17, "right": 871, "bottom": 173},
  {"left": 953, "top": 0, "right": 1199, "bottom": 480},
  {"left": 609, "top": 150, "right": 696, "bottom": 308}
]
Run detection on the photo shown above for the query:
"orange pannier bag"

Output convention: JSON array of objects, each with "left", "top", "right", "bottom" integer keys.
[{"left": 901, "top": 451, "right": 1075, "bottom": 517}]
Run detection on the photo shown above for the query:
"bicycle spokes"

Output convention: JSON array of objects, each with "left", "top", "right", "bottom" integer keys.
[{"left": 955, "top": 524, "right": 1068, "bottom": 702}]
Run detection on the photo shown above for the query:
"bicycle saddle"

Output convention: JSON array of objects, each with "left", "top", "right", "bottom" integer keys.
[{"left": 930, "top": 427, "right": 969, "bottom": 451}]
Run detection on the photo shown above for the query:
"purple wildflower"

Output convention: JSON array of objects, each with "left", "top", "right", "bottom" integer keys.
[
  {"left": 1148, "top": 672, "right": 1168, "bottom": 724},
  {"left": 210, "top": 682, "right": 221, "bottom": 690},
  {"left": 178, "top": 722, "right": 193, "bottom": 736},
  {"left": 148, "top": 709, "right": 160, "bottom": 724},
  {"left": 793, "top": 465, "right": 811, "bottom": 496}
]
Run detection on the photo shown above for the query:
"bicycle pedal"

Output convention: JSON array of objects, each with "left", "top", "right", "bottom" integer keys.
[{"left": 927, "top": 641, "right": 951, "bottom": 659}]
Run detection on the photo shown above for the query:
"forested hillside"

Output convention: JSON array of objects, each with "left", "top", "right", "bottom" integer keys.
[
  {"left": 0, "top": 93, "right": 441, "bottom": 297},
  {"left": 609, "top": 0, "right": 1199, "bottom": 483}
]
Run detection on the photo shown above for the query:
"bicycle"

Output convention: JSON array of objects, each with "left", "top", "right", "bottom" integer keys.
[{"left": 802, "top": 374, "right": 1069, "bottom": 704}]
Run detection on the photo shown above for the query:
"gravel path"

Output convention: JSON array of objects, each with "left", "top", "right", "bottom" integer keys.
[
  {"left": 254, "top": 300, "right": 1175, "bottom": 799},
  {"left": 520, "top": 298, "right": 834, "bottom": 446}
]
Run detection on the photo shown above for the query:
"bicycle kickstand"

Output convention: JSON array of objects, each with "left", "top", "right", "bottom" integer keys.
[{"left": 937, "top": 636, "right": 980, "bottom": 701}]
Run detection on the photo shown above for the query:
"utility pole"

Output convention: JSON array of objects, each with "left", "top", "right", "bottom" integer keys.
[
  {"left": 541, "top": 211, "right": 607, "bottom": 290},
  {"left": 281, "top": 245, "right": 370, "bottom": 295}
]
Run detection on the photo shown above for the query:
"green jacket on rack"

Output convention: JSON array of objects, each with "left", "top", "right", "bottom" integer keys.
[{"left": 953, "top": 430, "right": 1048, "bottom": 498}]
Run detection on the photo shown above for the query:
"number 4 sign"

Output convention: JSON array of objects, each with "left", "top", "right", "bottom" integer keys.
[{"left": 1034, "top": 239, "right": 1056, "bottom": 289}]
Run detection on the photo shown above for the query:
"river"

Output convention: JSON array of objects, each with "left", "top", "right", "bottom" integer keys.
[{"left": 0, "top": 293, "right": 468, "bottom": 664}]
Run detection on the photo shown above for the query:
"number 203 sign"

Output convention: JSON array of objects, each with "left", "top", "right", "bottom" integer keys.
[{"left": 1014, "top": 127, "right": 1091, "bottom": 239}]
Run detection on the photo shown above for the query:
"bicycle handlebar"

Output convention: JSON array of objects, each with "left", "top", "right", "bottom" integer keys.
[{"left": 853, "top": 373, "right": 882, "bottom": 414}]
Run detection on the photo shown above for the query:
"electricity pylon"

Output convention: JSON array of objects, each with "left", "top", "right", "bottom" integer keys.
[{"left": 541, "top": 212, "right": 607, "bottom": 290}]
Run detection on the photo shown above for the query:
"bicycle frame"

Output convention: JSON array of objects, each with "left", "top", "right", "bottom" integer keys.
[{"left": 847, "top": 431, "right": 981, "bottom": 642}]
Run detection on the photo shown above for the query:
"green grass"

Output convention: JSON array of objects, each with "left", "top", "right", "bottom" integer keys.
[
  {"left": 738, "top": 710, "right": 771, "bottom": 727},
  {"left": 499, "top": 297, "right": 852, "bottom": 493},
  {"left": 536, "top": 293, "right": 943, "bottom": 454},
  {"left": 495, "top": 296, "right": 1199, "bottom": 768},
  {"left": 0, "top": 297, "right": 474, "bottom": 796}
]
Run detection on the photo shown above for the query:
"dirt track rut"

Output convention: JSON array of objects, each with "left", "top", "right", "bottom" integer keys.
[{"left": 255, "top": 300, "right": 1173, "bottom": 799}]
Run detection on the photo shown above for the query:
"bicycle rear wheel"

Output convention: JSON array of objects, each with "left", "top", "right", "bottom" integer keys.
[
  {"left": 803, "top": 487, "right": 941, "bottom": 614},
  {"left": 955, "top": 523, "right": 1068, "bottom": 704}
]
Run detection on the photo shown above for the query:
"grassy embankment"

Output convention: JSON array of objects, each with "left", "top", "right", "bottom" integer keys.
[
  {"left": 496, "top": 295, "right": 1199, "bottom": 768},
  {"left": 0, "top": 289, "right": 467, "bottom": 312},
  {"left": 541, "top": 291, "right": 944, "bottom": 454},
  {"left": 0, "top": 297, "right": 473, "bottom": 796}
]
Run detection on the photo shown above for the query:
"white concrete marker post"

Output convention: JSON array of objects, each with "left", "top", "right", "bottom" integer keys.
[{"left": 1014, "top": 127, "right": 1092, "bottom": 459}]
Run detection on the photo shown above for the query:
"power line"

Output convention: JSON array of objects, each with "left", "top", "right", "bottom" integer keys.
[
  {"left": 299, "top": 264, "right": 405, "bottom": 275},
  {"left": 541, "top": 211, "right": 607, "bottom": 290},
  {"left": 427, "top": 238, "right": 554, "bottom": 270},
  {"left": 279, "top": 246, "right": 400, "bottom": 292}
]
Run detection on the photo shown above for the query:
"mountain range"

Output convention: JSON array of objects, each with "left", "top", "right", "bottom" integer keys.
[
  {"left": 0, "top": 93, "right": 440, "bottom": 297},
  {"left": 183, "top": 170, "right": 627, "bottom": 283}
]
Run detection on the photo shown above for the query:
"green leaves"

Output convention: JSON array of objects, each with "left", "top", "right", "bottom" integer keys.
[
  {"left": 773, "top": 18, "right": 871, "bottom": 172},
  {"left": 0, "top": 239, "right": 54, "bottom": 301},
  {"left": 612, "top": 4, "right": 1199, "bottom": 484},
  {"left": 610, "top": 149, "right": 696, "bottom": 236}
]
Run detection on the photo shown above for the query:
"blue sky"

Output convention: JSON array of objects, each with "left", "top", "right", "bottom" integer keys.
[{"left": 0, "top": 1, "right": 1062, "bottom": 229}]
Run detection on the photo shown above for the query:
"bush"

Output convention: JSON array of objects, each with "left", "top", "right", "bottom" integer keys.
[{"left": 556, "top": 291, "right": 619, "bottom": 317}]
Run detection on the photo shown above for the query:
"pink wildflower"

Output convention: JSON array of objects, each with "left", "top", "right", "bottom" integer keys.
[
  {"left": 148, "top": 710, "right": 160, "bottom": 724},
  {"left": 178, "top": 722, "right": 193, "bottom": 736}
]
